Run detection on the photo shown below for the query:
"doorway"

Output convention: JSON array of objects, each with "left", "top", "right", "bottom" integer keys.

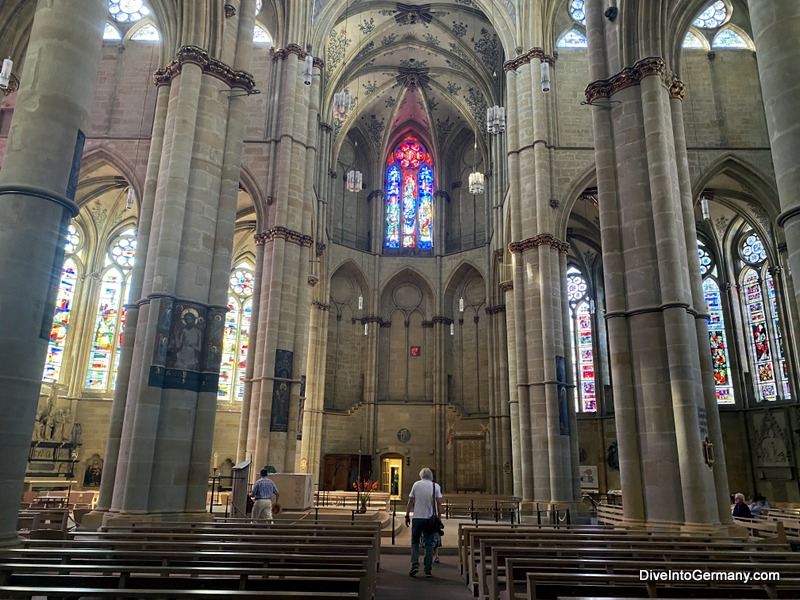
[{"left": 381, "top": 457, "right": 403, "bottom": 500}]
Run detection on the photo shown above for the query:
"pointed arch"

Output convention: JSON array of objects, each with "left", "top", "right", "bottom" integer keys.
[{"left": 692, "top": 154, "right": 780, "bottom": 216}]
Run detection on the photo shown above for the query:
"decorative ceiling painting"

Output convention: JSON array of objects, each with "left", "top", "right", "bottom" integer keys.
[{"left": 318, "top": 1, "right": 507, "bottom": 154}]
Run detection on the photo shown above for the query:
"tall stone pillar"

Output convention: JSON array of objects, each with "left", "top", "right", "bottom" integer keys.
[
  {"left": 504, "top": 47, "right": 579, "bottom": 507},
  {"left": 584, "top": 1, "right": 729, "bottom": 529},
  {"left": 748, "top": 1, "right": 800, "bottom": 318},
  {"left": 0, "top": 0, "right": 106, "bottom": 544},
  {"left": 100, "top": 3, "right": 257, "bottom": 521},
  {"left": 487, "top": 304, "right": 513, "bottom": 494},
  {"left": 245, "top": 43, "right": 319, "bottom": 473},
  {"left": 299, "top": 300, "right": 330, "bottom": 479}
]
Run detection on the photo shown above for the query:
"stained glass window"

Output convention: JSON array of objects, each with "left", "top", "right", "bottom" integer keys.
[
  {"left": 698, "top": 243, "right": 735, "bottom": 404},
  {"left": 567, "top": 267, "right": 596, "bottom": 412},
  {"left": 569, "top": 0, "right": 586, "bottom": 25},
  {"left": 218, "top": 265, "right": 254, "bottom": 402},
  {"left": 683, "top": 31, "right": 705, "bottom": 49},
  {"left": 557, "top": 29, "right": 588, "bottom": 49},
  {"left": 43, "top": 225, "right": 83, "bottom": 384},
  {"left": 254, "top": 24, "right": 272, "bottom": 44},
  {"left": 108, "top": 0, "right": 150, "bottom": 23},
  {"left": 712, "top": 29, "right": 748, "bottom": 49},
  {"left": 103, "top": 23, "right": 122, "bottom": 40},
  {"left": 738, "top": 230, "right": 791, "bottom": 402},
  {"left": 385, "top": 136, "right": 434, "bottom": 250},
  {"left": 85, "top": 228, "right": 137, "bottom": 391},
  {"left": 130, "top": 23, "right": 160, "bottom": 41},
  {"left": 693, "top": 1, "right": 727, "bottom": 29}
]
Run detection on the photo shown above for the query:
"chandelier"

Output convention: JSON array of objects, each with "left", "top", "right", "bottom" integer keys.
[
  {"left": 346, "top": 169, "right": 363, "bottom": 192},
  {"left": 333, "top": 89, "right": 352, "bottom": 121},
  {"left": 486, "top": 105, "right": 505, "bottom": 135},
  {"left": 468, "top": 140, "right": 484, "bottom": 195}
]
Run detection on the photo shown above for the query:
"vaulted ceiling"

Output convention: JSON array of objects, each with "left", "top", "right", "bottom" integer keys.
[{"left": 319, "top": 2, "right": 506, "bottom": 160}]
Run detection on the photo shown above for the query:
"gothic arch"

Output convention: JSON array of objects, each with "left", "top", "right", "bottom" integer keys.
[
  {"left": 557, "top": 162, "right": 598, "bottom": 238},
  {"left": 693, "top": 154, "right": 779, "bottom": 216},
  {"left": 81, "top": 147, "right": 142, "bottom": 201}
]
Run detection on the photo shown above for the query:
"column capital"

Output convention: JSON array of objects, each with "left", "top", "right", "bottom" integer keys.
[
  {"left": 271, "top": 44, "right": 325, "bottom": 70},
  {"left": 485, "top": 305, "right": 506, "bottom": 315},
  {"left": 584, "top": 56, "right": 672, "bottom": 103},
  {"left": 503, "top": 47, "right": 556, "bottom": 72},
  {"left": 508, "top": 233, "right": 570, "bottom": 254},
  {"left": 153, "top": 45, "right": 256, "bottom": 92},
  {"left": 254, "top": 226, "right": 314, "bottom": 247}
]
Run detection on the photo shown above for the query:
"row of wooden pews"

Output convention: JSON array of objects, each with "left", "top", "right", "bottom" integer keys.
[
  {"left": 0, "top": 518, "right": 381, "bottom": 599},
  {"left": 459, "top": 522, "right": 800, "bottom": 600}
]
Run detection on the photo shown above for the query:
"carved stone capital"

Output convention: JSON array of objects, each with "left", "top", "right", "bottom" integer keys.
[
  {"left": 500, "top": 280, "right": 513, "bottom": 292},
  {"left": 584, "top": 56, "right": 669, "bottom": 104},
  {"left": 669, "top": 76, "right": 686, "bottom": 100},
  {"left": 153, "top": 45, "right": 256, "bottom": 92},
  {"left": 508, "top": 233, "right": 570, "bottom": 254},
  {"left": 316, "top": 242, "right": 326, "bottom": 257},
  {"left": 254, "top": 226, "right": 314, "bottom": 247},
  {"left": 270, "top": 44, "right": 325, "bottom": 70},
  {"left": 312, "top": 301, "right": 330, "bottom": 311},
  {"left": 422, "top": 320, "right": 434, "bottom": 328},
  {"left": 485, "top": 305, "right": 506, "bottom": 315},
  {"left": 307, "top": 274, "right": 319, "bottom": 287},
  {"left": 320, "top": 122, "right": 333, "bottom": 132},
  {"left": 503, "top": 47, "right": 555, "bottom": 72},
  {"left": 432, "top": 316, "right": 454, "bottom": 325},
  {"left": 224, "top": 4, "right": 236, "bottom": 17}
]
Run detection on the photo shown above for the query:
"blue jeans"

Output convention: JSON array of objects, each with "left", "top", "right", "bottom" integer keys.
[{"left": 410, "top": 518, "right": 435, "bottom": 573}]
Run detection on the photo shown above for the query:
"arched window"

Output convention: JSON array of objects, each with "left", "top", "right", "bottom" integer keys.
[
  {"left": 130, "top": 22, "right": 160, "bottom": 41},
  {"left": 738, "top": 230, "right": 791, "bottom": 402},
  {"left": 712, "top": 28, "right": 750, "bottom": 49},
  {"left": 43, "top": 225, "right": 83, "bottom": 383},
  {"left": 557, "top": 29, "right": 588, "bottom": 48},
  {"left": 698, "top": 241, "right": 735, "bottom": 404},
  {"left": 385, "top": 136, "right": 434, "bottom": 250},
  {"left": 567, "top": 267, "right": 596, "bottom": 412},
  {"left": 254, "top": 24, "right": 272, "bottom": 44},
  {"left": 85, "top": 227, "right": 137, "bottom": 391},
  {"left": 683, "top": 31, "right": 706, "bottom": 49},
  {"left": 103, "top": 22, "right": 122, "bottom": 40},
  {"left": 218, "top": 263, "right": 254, "bottom": 403}
]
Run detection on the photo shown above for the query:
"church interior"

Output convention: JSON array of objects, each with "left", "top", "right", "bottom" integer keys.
[{"left": 1, "top": 0, "right": 800, "bottom": 574}]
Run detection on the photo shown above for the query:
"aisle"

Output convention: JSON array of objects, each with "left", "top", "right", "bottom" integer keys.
[{"left": 375, "top": 552, "right": 473, "bottom": 600}]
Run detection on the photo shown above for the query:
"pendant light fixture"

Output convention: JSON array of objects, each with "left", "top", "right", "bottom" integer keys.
[
  {"left": 333, "top": 89, "right": 352, "bottom": 121},
  {"left": 468, "top": 139, "right": 484, "bottom": 195},
  {"left": 346, "top": 140, "right": 363, "bottom": 193},
  {"left": 486, "top": 105, "right": 505, "bottom": 135},
  {"left": 0, "top": 57, "right": 13, "bottom": 90}
]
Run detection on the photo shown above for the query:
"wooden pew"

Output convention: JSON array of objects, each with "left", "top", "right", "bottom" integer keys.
[
  {"left": 473, "top": 536, "right": 793, "bottom": 599},
  {"left": 523, "top": 570, "right": 799, "bottom": 600},
  {"left": 0, "top": 586, "right": 359, "bottom": 599},
  {"left": 1, "top": 537, "right": 376, "bottom": 600},
  {"left": 498, "top": 555, "right": 800, "bottom": 600}
]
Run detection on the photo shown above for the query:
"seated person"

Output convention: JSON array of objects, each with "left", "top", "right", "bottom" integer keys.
[
  {"left": 750, "top": 494, "right": 770, "bottom": 517},
  {"left": 732, "top": 492, "right": 753, "bottom": 518}
]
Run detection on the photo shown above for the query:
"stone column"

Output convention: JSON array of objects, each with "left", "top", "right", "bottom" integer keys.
[
  {"left": 0, "top": 0, "right": 106, "bottom": 544},
  {"left": 504, "top": 46, "right": 579, "bottom": 507},
  {"left": 299, "top": 300, "right": 330, "bottom": 479},
  {"left": 488, "top": 304, "right": 513, "bottom": 494},
  {"left": 748, "top": 1, "right": 800, "bottom": 319},
  {"left": 584, "top": 1, "right": 729, "bottom": 529},
  {"left": 244, "top": 44, "right": 320, "bottom": 473},
  {"left": 103, "top": 30, "right": 256, "bottom": 521}
]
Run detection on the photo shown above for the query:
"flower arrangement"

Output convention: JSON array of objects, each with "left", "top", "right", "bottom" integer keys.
[{"left": 353, "top": 479, "right": 378, "bottom": 509}]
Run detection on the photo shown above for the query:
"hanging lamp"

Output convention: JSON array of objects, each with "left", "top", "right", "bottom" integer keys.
[{"left": 468, "top": 139, "right": 484, "bottom": 195}]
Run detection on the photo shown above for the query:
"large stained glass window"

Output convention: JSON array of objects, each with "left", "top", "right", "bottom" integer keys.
[
  {"left": 698, "top": 242, "right": 735, "bottom": 404},
  {"left": 85, "top": 228, "right": 137, "bottom": 391},
  {"left": 557, "top": 29, "right": 588, "bottom": 48},
  {"left": 218, "top": 264, "right": 254, "bottom": 402},
  {"left": 108, "top": 0, "right": 150, "bottom": 23},
  {"left": 567, "top": 267, "right": 596, "bottom": 412},
  {"left": 739, "top": 231, "right": 791, "bottom": 402},
  {"left": 43, "top": 225, "right": 83, "bottom": 383},
  {"left": 385, "top": 136, "right": 434, "bottom": 250}
]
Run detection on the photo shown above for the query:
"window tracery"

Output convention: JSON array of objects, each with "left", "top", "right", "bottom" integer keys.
[
  {"left": 712, "top": 28, "right": 749, "bottom": 49},
  {"left": 85, "top": 228, "right": 137, "bottom": 392},
  {"left": 692, "top": 1, "right": 728, "bottom": 29},
  {"left": 557, "top": 29, "right": 588, "bottom": 48},
  {"left": 738, "top": 230, "right": 791, "bottom": 402},
  {"left": 698, "top": 242, "right": 735, "bottom": 404},
  {"left": 218, "top": 264, "right": 254, "bottom": 403},
  {"left": 569, "top": 0, "right": 586, "bottom": 26},
  {"left": 108, "top": 0, "right": 150, "bottom": 23},
  {"left": 567, "top": 267, "right": 596, "bottom": 413},
  {"left": 385, "top": 136, "right": 434, "bottom": 250}
]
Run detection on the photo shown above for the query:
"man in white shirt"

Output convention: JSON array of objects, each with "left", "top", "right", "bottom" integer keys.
[{"left": 404, "top": 467, "right": 443, "bottom": 578}]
